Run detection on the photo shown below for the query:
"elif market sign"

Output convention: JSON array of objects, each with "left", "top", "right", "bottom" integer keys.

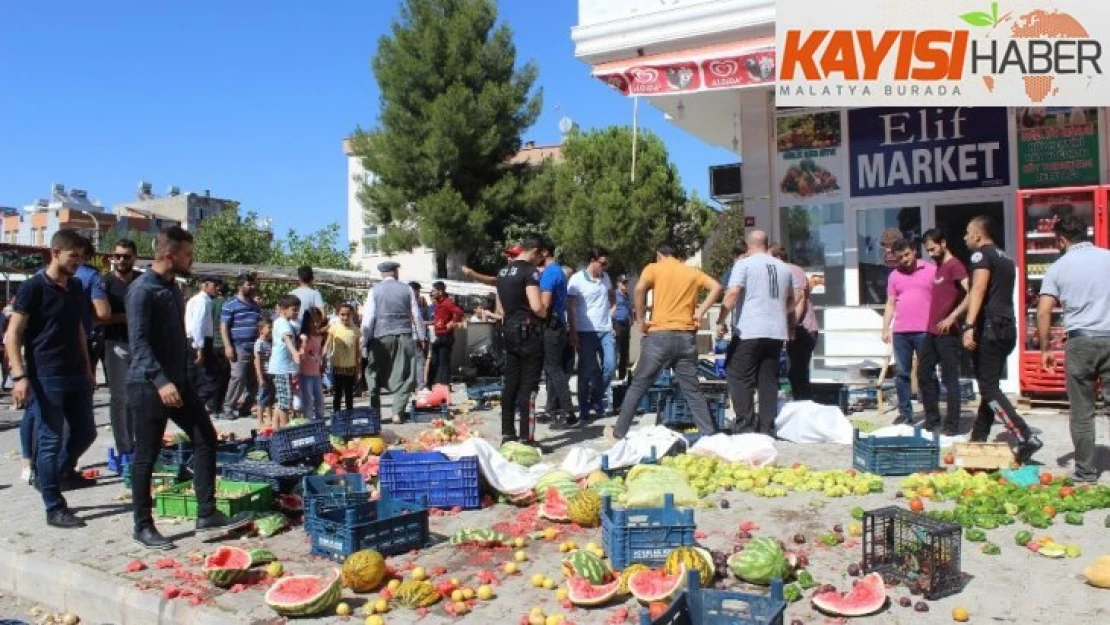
[
  {"left": 776, "top": 0, "right": 1110, "bottom": 106},
  {"left": 848, "top": 107, "right": 1010, "bottom": 197}
]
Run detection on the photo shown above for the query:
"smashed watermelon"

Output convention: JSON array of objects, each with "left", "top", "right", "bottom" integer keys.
[
  {"left": 203, "top": 546, "right": 252, "bottom": 588},
  {"left": 812, "top": 572, "right": 887, "bottom": 617},
  {"left": 265, "top": 569, "right": 341, "bottom": 617},
  {"left": 540, "top": 487, "right": 570, "bottom": 521},
  {"left": 567, "top": 575, "right": 621, "bottom": 607},
  {"left": 627, "top": 566, "right": 686, "bottom": 604}
]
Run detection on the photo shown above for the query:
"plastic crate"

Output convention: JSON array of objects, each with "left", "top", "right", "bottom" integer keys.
[
  {"left": 219, "top": 460, "right": 313, "bottom": 495},
  {"left": 329, "top": 407, "right": 382, "bottom": 438},
  {"left": 303, "top": 474, "right": 372, "bottom": 524},
  {"left": 107, "top": 447, "right": 132, "bottom": 475},
  {"left": 852, "top": 426, "right": 940, "bottom": 476},
  {"left": 696, "top": 359, "right": 726, "bottom": 381},
  {"left": 600, "top": 446, "right": 659, "bottom": 477},
  {"left": 215, "top": 440, "right": 251, "bottom": 465},
  {"left": 269, "top": 420, "right": 331, "bottom": 464},
  {"left": 466, "top": 381, "right": 503, "bottom": 403},
  {"left": 378, "top": 451, "right": 481, "bottom": 509},
  {"left": 635, "top": 386, "right": 672, "bottom": 414},
  {"left": 641, "top": 571, "right": 786, "bottom": 625},
  {"left": 862, "top": 506, "right": 964, "bottom": 600},
  {"left": 408, "top": 402, "right": 450, "bottom": 423},
  {"left": 306, "top": 489, "right": 430, "bottom": 560},
  {"left": 660, "top": 390, "right": 728, "bottom": 429},
  {"left": 154, "top": 479, "right": 273, "bottom": 519},
  {"left": 123, "top": 462, "right": 190, "bottom": 489},
  {"left": 602, "top": 493, "right": 697, "bottom": 570},
  {"left": 159, "top": 443, "right": 193, "bottom": 467}
]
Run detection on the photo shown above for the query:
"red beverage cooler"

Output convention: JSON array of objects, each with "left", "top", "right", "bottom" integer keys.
[{"left": 1016, "top": 186, "right": 1107, "bottom": 397}]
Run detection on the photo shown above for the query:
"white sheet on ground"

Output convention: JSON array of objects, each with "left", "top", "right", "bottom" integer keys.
[
  {"left": 688, "top": 433, "right": 778, "bottom": 467},
  {"left": 861, "top": 424, "right": 968, "bottom": 447},
  {"left": 774, "top": 401, "right": 854, "bottom": 444},
  {"left": 436, "top": 438, "right": 553, "bottom": 495}
]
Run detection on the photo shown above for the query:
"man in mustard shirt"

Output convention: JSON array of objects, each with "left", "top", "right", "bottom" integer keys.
[{"left": 606, "top": 243, "right": 723, "bottom": 442}]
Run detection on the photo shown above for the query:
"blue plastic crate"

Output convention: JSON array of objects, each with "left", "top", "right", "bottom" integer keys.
[
  {"left": 466, "top": 381, "right": 503, "bottom": 404},
  {"left": 329, "top": 407, "right": 382, "bottom": 438},
  {"left": 852, "top": 426, "right": 940, "bottom": 476},
  {"left": 660, "top": 390, "right": 728, "bottom": 429},
  {"left": 600, "top": 446, "right": 659, "bottom": 476},
  {"left": 159, "top": 443, "right": 193, "bottom": 467},
  {"left": 634, "top": 386, "right": 672, "bottom": 414},
  {"left": 107, "top": 447, "right": 133, "bottom": 476},
  {"left": 269, "top": 420, "right": 331, "bottom": 464},
  {"left": 641, "top": 571, "right": 786, "bottom": 625},
  {"left": 303, "top": 474, "right": 372, "bottom": 524},
  {"left": 407, "top": 400, "right": 451, "bottom": 423},
  {"left": 697, "top": 359, "right": 726, "bottom": 381},
  {"left": 378, "top": 451, "right": 481, "bottom": 509},
  {"left": 215, "top": 440, "right": 251, "bottom": 465},
  {"left": 602, "top": 493, "right": 696, "bottom": 570},
  {"left": 219, "top": 460, "right": 313, "bottom": 495},
  {"left": 306, "top": 489, "right": 430, "bottom": 560}
]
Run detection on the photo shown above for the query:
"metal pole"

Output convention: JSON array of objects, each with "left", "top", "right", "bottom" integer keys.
[
  {"left": 79, "top": 210, "right": 100, "bottom": 248},
  {"left": 631, "top": 96, "right": 639, "bottom": 183}
]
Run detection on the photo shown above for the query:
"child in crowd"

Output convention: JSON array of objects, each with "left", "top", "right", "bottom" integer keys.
[
  {"left": 298, "top": 307, "right": 325, "bottom": 421},
  {"left": 253, "top": 318, "right": 274, "bottom": 428},
  {"left": 267, "top": 296, "right": 301, "bottom": 428},
  {"left": 324, "top": 303, "right": 361, "bottom": 412}
]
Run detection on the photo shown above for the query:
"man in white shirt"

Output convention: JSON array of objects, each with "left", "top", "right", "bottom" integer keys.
[
  {"left": 567, "top": 248, "right": 616, "bottom": 421},
  {"left": 186, "top": 276, "right": 222, "bottom": 413},
  {"left": 291, "top": 265, "right": 326, "bottom": 329},
  {"left": 361, "top": 262, "right": 427, "bottom": 422}
]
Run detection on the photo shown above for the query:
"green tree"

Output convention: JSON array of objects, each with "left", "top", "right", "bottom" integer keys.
[
  {"left": 702, "top": 202, "right": 747, "bottom": 282},
  {"left": 277, "top": 223, "right": 356, "bottom": 271},
  {"left": 193, "top": 210, "right": 276, "bottom": 265},
  {"left": 543, "top": 126, "right": 710, "bottom": 276},
  {"left": 351, "top": 0, "right": 542, "bottom": 278},
  {"left": 97, "top": 229, "right": 158, "bottom": 257}
]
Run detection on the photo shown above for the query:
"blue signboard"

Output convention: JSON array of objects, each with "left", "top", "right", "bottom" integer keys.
[{"left": 848, "top": 107, "right": 1010, "bottom": 197}]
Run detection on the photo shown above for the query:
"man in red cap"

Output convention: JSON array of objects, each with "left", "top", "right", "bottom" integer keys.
[{"left": 462, "top": 246, "right": 521, "bottom": 286}]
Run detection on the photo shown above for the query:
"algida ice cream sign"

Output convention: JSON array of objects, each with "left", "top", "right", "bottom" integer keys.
[
  {"left": 848, "top": 107, "right": 1010, "bottom": 197},
  {"left": 776, "top": 0, "right": 1110, "bottom": 106}
]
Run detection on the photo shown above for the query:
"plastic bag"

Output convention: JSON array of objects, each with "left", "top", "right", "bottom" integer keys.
[
  {"left": 688, "top": 433, "right": 778, "bottom": 467},
  {"left": 774, "top": 401, "right": 854, "bottom": 444},
  {"left": 621, "top": 464, "right": 699, "bottom": 508}
]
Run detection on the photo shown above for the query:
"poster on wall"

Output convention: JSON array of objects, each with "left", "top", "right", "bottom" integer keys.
[
  {"left": 1016, "top": 107, "right": 1100, "bottom": 188},
  {"left": 776, "top": 112, "right": 844, "bottom": 204},
  {"left": 848, "top": 107, "right": 1010, "bottom": 197}
]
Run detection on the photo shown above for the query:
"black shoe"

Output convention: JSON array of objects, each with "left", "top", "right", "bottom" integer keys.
[
  {"left": 892, "top": 415, "right": 912, "bottom": 426},
  {"left": 534, "top": 412, "right": 554, "bottom": 424},
  {"left": 134, "top": 526, "right": 176, "bottom": 550},
  {"left": 195, "top": 511, "right": 253, "bottom": 538},
  {"left": 1015, "top": 436, "right": 1043, "bottom": 464},
  {"left": 522, "top": 439, "right": 550, "bottom": 454},
  {"left": 501, "top": 435, "right": 519, "bottom": 445},
  {"left": 46, "top": 509, "right": 86, "bottom": 529},
  {"left": 550, "top": 415, "right": 580, "bottom": 431}
]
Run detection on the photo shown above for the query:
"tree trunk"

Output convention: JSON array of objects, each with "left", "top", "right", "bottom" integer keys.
[{"left": 436, "top": 250, "right": 467, "bottom": 280}]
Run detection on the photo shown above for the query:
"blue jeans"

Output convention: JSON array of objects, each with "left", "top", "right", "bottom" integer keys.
[
  {"left": 20, "top": 398, "right": 38, "bottom": 460},
  {"left": 33, "top": 375, "right": 96, "bottom": 513},
  {"left": 299, "top": 374, "right": 324, "bottom": 421},
  {"left": 893, "top": 332, "right": 934, "bottom": 420},
  {"left": 577, "top": 330, "right": 616, "bottom": 418}
]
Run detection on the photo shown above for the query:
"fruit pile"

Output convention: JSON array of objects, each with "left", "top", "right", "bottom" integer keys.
[
  {"left": 659, "top": 455, "right": 884, "bottom": 499},
  {"left": 402, "top": 419, "right": 475, "bottom": 452}
]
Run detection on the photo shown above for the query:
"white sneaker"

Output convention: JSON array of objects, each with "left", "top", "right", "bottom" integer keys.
[{"left": 20, "top": 466, "right": 32, "bottom": 484}]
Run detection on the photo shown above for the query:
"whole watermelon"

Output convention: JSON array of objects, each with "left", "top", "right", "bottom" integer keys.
[
  {"left": 727, "top": 538, "right": 791, "bottom": 586},
  {"left": 500, "top": 441, "right": 542, "bottom": 467}
]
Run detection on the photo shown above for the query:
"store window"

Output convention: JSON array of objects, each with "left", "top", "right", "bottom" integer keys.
[
  {"left": 856, "top": 206, "right": 921, "bottom": 306},
  {"left": 779, "top": 203, "right": 845, "bottom": 307}
]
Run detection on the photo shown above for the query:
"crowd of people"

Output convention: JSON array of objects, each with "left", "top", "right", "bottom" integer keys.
[{"left": 6, "top": 213, "right": 1106, "bottom": 540}]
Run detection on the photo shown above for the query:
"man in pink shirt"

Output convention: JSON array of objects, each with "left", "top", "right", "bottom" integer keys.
[{"left": 882, "top": 239, "right": 939, "bottom": 425}]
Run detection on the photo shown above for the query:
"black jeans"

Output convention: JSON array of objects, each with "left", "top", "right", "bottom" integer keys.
[
  {"left": 1064, "top": 336, "right": 1110, "bottom": 481},
  {"left": 920, "top": 333, "right": 962, "bottom": 433},
  {"left": 969, "top": 317, "right": 1032, "bottom": 443},
  {"left": 429, "top": 334, "right": 454, "bottom": 386},
  {"left": 615, "top": 321, "right": 632, "bottom": 380},
  {"left": 543, "top": 323, "right": 575, "bottom": 414},
  {"left": 786, "top": 328, "right": 816, "bottom": 400},
  {"left": 727, "top": 337, "right": 784, "bottom": 436},
  {"left": 104, "top": 339, "right": 135, "bottom": 453},
  {"left": 129, "top": 381, "right": 218, "bottom": 529},
  {"left": 332, "top": 374, "right": 355, "bottom": 412},
  {"left": 614, "top": 331, "right": 717, "bottom": 438},
  {"left": 502, "top": 322, "right": 544, "bottom": 441},
  {"left": 193, "top": 339, "right": 221, "bottom": 411}
]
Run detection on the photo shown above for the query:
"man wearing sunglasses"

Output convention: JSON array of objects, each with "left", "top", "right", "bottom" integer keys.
[
  {"left": 99, "top": 239, "right": 141, "bottom": 456},
  {"left": 567, "top": 248, "right": 617, "bottom": 422}
]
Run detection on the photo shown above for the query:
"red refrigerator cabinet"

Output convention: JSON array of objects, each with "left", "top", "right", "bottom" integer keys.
[{"left": 1015, "top": 186, "right": 1107, "bottom": 397}]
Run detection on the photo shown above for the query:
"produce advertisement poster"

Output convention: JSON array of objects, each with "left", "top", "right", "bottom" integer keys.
[
  {"left": 848, "top": 106, "right": 1010, "bottom": 197},
  {"left": 777, "top": 112, "right": 845, "bottom": 205},
  {"left": 1016, "top": 107, "right": 1100, "bottom": 188}
]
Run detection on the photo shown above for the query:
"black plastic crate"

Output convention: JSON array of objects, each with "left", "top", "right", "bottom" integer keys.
[
  {"left": 159, "top": 443, "right": 193, "bottom": 467},
  {"left": 862, "top": 506, "right": 964, "bottom": 600},
  {"left": 303, "top": 474, "right": 372, "bottom": 523},
  {"left": 329, "top": 407, "right": 382, "bottom": 438},
  {"left": 219, "top": 460, "right": 313, "bottom": 495},
  {"left": 660, "top": 390, "right": 728, "bottom": 429},
  {"left": 305, "top": 488, "right": 430, "bottom": 560},
  {"left": 408, "top": 402, "right": 450, "bottom": 423},
  {"left": 269, "top": 420, "right": 331, "bottom": 464},
  {"left": 852, "top": 427, "right": 939, "bottom": 476}
]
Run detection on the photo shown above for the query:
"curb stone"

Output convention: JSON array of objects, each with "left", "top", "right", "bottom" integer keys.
[{"left": 0, "top": 544, "right": 250, "bottom": 625}]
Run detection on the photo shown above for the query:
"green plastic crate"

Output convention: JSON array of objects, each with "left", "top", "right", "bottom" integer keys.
[
  {"left": 123, "top": 462, "right": 190, "bottom": 489},
  {"left": 155, "top": 479, "right": 273, "bottom": 519}
]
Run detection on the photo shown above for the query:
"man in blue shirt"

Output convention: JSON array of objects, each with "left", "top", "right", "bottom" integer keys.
[
  {"left": 75, "top": 238, "right": 109, "bottom": 384},
  {"left": 219, "top": 274, "right": 262, "bottom": 419},
  {"left": 567, "top": 248, "right": 616, "bottom": 420},
  {"left": 539, "top": 243, "right": 576, "bottom": 427},
  {"left": 612, "top": 275, "right": 632, "bottom": 381}
]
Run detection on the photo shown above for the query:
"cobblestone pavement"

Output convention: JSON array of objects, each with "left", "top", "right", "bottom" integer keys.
[{"left": 0, "top": 384, "right": 1107, "bottom": 625}]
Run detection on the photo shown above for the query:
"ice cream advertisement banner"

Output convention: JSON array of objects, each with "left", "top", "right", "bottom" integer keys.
[{"left": 776, "top": 0, "right": 1110, "bottom": 106}]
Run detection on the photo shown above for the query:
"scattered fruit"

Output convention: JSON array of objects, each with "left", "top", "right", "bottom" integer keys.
[
  {"left": 515, "top": 550, "right": 528, "bottom": 562},
  {"left": 461, "top": 587, "right": 475, "bottom": 600},
  {"left": 542, "top": 577, "right": 557, "bottom": 590},
  {"left": 454, "top": 601, "right": 469, "bottom": 615},
  {"left": 504, "top": 562, "right": 519, "bottom": 575},
  {"left": 531, "top": 574, "right": 546, "bottom": 588},
  {"left": 477, "top": 585, "right": 494, "bottom": 600},
  {"left": 847, "top": 563, "right": 860, "bottom": 577},
  {"left": 336, "top": 602, "right": 351, "bottom": 616},
  {"left": 387, "top": 579, "right": 401, "bottom": 591},
  {"left": 556, "top": 588, "right": 569, "bottom": 601},
  {"left": 411, "top": 567, "right": 427, "bottom": 581},
  {"left": 848, "top": 522, "right": 863, "bottom": 537},
  {"left": 944, "top": 453, "right": 955, "bottom": 465},
  {"left": 365, "top": 616, "right": 384, "bottom": 625},
  {"left": 899, "top": 597, "right": 912, "bottom": 607},
  {"left": 513, "top": 537, "right": 526, "bottom": 548},
  {"left": 792, "top": 534, "right": 806, "bottom": 544},
  {"left": 915, "top": 601, "right": 930, "bottom": 612},
  {"left": 543, "top": 528, "right": 558, "bottom": 540},
  {"left": 953, "top": 606, "right": 970, "bottom": 621},
  {"left": 909, "top": 498, "right": 925, "bottom": 513},
  {"left": 266, "top": 562, "right": 283, "bottom": 578},
  {"left": 450, "top": 590, "right": 464, "bottom": 602},
  {"left": 545, "top": 615, "right": 564, "bottom": 625},
  {"left": 373, "top": 598, "right": 389, "bottom": 614}
]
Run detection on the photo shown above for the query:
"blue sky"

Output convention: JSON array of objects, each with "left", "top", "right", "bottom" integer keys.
[{"left": 0, "top": 1, "right": 735, "bottom": 239}]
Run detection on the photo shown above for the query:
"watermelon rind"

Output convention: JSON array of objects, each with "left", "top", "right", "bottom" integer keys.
[
  {"left": 812, "top": 572, "right": 887, "bottom": 617},
  {"left": 203, "top": 546, "right": 252, "bottom": 588},
  {"left": 540, "top": 487, "right": 571, "bottom": 522},
  {"left": 567, "top": 575, "right": 621, "bottom": 607},
  {"left": 627, "top": 565, "right": 686, "bottom": 604},
  {"left": 264, "top": 568, "right": 342, "bottom": 617},
  {"left": 561, "top": 551, "right": 611, "bottom": 585}
]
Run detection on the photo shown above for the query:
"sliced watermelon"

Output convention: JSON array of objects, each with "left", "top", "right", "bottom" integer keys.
[
  {"left": 567, "top": 575, "right": 621, "bottom": 607},
  {"left": 627, "top": 566, "right": 686, "bottom": 604},
  {"left": 812, "top": 572, "right": 887, "bottom": 617},
  {"left": 540, "top": 487, "right": 570, "bottom": 522}
]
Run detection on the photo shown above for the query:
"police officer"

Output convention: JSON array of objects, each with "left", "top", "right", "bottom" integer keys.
[
  {"left": 962, "top": 216, "right": 1042, "bottom": 463},
  {"left": 1037, "top": 215, "right": 1110, "bottom": 483},
  {"left": 495, "top": 236, "right": 547, "bottom": 444}
]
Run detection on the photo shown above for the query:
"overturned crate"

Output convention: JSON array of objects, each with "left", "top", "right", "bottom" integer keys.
[{"left": 862, "top": 506, "right": 964, "bottom": 600}]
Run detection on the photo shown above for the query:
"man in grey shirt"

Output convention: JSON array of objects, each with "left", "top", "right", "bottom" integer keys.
[
  {"left": 1037, "top": 215, "right": 1110, "bottom": 483},
  {"left": 722, "top": 230, "right": 795, "bottom": 435},
  {"left": 291, "top": 265, "right": 326, "bottom": 328}
]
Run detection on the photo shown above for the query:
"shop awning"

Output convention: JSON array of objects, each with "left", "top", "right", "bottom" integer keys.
[{"left": 593, "top": 38, "right": 776, "bottom": 97}]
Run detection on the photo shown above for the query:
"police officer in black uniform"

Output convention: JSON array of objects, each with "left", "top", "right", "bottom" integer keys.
[
  {"left": 962, "top": 215, "right": 1042, "bottom": 463},
  {"left": 495, "top": 236, "right": 548, "bottom": 445}
]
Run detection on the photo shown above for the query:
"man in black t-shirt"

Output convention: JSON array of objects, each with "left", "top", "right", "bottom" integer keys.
[
  {"left": 962, "top": 216, "right": 1041, "bottom": 463},
  {"left": 495, "top": 236, "right": 547, "bottom": 444},
  {"left": 100, "top": 239, "right": 141, "bottom": 455}
]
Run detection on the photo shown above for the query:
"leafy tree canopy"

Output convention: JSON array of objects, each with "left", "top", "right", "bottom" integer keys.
[{"left": 702, "top": 202, "right": 747, "bottom": 282}]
